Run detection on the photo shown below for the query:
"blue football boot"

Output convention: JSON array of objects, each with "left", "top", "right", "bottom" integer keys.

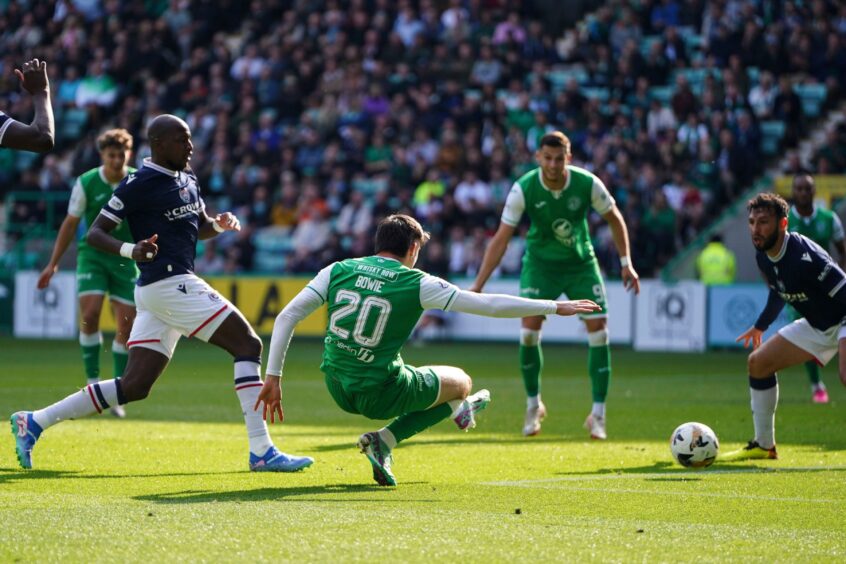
[
  {"left": 249, "top": 446, "right": 313, "bottom": 472},
  {"left": 10, "top": 411, "right": 42, "bottom": 469}
]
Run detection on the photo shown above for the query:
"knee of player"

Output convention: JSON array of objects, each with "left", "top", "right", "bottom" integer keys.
[
  {"left": 747, "top": 351, "right": 767, "bottom": 378},
  {"left": 80, "top": 315, "right": 100, "bottom": 331},
  {"left": 520, "top": 329, "right": 541, "bottom": 347},
  {"left": 240, "top": 332, "right": 263, "bottom": 358}
]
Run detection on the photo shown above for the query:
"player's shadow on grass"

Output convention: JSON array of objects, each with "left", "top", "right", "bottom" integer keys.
[
  {"left": 133, "top": 483, "right": 433, "bottom": 504},
  {"left": 313, "top": 435, "right": 569, "bottom": 452},
  {"left": 0, "top": 468, "right": 83, "bottom": 484}
]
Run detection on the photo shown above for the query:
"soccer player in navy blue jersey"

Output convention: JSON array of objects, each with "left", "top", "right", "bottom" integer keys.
[
  {"left": 724, "top": 193, "right": 846, "bottom": 461},
  {"left": 0, "top": 59, "right": 54, "bottom": 152},
  {"left": 11, "top": 115, "right": 311, "bottom": 473}
]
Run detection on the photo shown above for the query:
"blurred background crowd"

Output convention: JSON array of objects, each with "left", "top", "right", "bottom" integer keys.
[{"left": 2, "top": 0, "right": 845, "bottom": 280}]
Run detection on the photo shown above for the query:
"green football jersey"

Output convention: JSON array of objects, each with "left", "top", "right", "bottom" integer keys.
[
  {"left": 501, "top": 166, "right": 615, "bottom": 267},
  {"left": 788, "top": 205, "right": 844, "bottom": 251},
  {"left": 316, "top": 256, "right": 458, "bottom": 392},
  {"left": 68, "top": 166, "right": 136, "bottom": 256}
]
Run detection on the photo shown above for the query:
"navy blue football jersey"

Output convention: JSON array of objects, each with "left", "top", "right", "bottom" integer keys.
[
  {"left": 100, "top": 159, "right": 205, "bottom": 286},
  {"left": 755, "top": 232, "right": 846, "bottom": 331},
  {"left": 0, "top": 111, "right": 14, "bottom": 146}
]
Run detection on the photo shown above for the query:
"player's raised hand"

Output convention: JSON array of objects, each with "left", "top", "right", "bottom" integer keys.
[
  {"left": 134, "top": 234, "right": 158, "bottom": 262},
  {"left": 556, "top": 299, "right": 601, "bottom": 316},
  {"left": 736, "top": 327, "right": 763, "bottom": 349},
  {"left": 15, "top": 59, "right": 49, "bottom": 95},
  {"left": 622, "top": 265, "right": 640, "bottom": 294},
  {"left": 214, "top": 212, "right": 241, "bottom": 232},
  {"left": 255, "top": 375, "right": 284, "bottom": 424},
  {"left": 37, "top": 263, "right": 57, "bottom": 289}
]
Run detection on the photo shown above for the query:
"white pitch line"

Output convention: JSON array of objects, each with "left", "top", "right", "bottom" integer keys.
[
  {"left": 480, "top": 483, "right": 841, "bottom": 504},
  {"left": 482, "top": 465, "right": 846, "bottom": 486}
]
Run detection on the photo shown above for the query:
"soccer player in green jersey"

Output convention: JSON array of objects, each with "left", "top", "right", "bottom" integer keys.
[
  {"left": 470, "top": 131, "right": 640, "bottom": 440},
  {"left": 37, "top": 129, "right": 138, "bottom": 417},
  {"left": 788, "top": 173, "right": 846, "bottom": 404},
  {"left": 260, "top": 214, "right": 600, "bottom": 486}
]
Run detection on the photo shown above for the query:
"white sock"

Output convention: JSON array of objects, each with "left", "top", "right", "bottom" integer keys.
[
  {"left": 234, "top": 358, "right": 273, "bottom": 456},
  {"left": 79, "top": 331, "right": 102, "bottom": 347},
  {"left": 527, "top": 395, "right": 540, "bottom": 409},
  {"left": 33, "top": 380, "right": 121, "bottom": 429},
  {"left": 447, "top": 399, "right": 464, "bottom": 418},
  {"left": 591, "top": 402, "right": 605, "bottom": 418},
  {"left": 378, "top": 427, "right": 397, "bottom": 450},
  {"left": 750, "top": 375, "right": 778, "bottom": 449}
]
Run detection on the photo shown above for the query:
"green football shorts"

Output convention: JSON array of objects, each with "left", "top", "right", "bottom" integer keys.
[
  {"left": 76, "top": 250, "right": 138, "bottom": 304},
  {"left": 324, "top": 364, "right": 441, "bottom": 420},
  {"left": 519, "top": 259, "right": 608, "bottom": 318}
]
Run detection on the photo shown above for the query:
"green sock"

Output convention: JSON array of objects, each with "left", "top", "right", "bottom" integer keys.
[
  {"left": 112, "top": 341, "right": 128, "bottom": 379},
  {"left": 80, "top": 332, "right": 102, "bottom": 382},
  {"left": 386, "top": 403, "right": 452, "bottom": 444},
  {"left": 805, "top": 361, "right": 821, "bottom": 386},
  {"left": 588, "top": 344, "right": 611, "bottom": 403},
  {"left": 519, "top": 344, "right": 543, "bottom": 397}
]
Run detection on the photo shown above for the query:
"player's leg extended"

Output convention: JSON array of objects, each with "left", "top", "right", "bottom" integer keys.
[
  {"left": 78, "top": 293, "right": 105, "bottom": 385},
  {"left": 107, "top": 299, "right": 136, "bottom": 418},
  {"left": 361, "top": 366, "right": 487, "bottom": 486},
  {"left": 787, "top": 305, "right": 828, "bottom": 402},
  {"left": 520, "top": 317, "right": 546, "bottom": 436},
  {"left": 583, "top": 317, "right": 609, "bottom": 440},
  {"left": 208, "top": 308, "right": 312, "bottom": 472},
  {"left": 10, "top": 346, "right": 167, "bottom": 469},
  {"left": 723, "top": 332, "right": 815, "bottom": 461}
]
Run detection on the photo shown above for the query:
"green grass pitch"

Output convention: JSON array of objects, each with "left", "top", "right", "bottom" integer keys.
[{"left": 2, "top": 336, "right": 845, "bottom": 561}]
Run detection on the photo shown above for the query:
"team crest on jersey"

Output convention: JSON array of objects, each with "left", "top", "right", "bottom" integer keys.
[
  {"left": 179, "top": 186, "right": 191, "bottom": 203},
  {"left": 567, "top": 197, "right": 582, "bottom": 211},
  {"left": 552, "top": 218, "right": 575, "bottom": 246},
  {"left": 108, "top": 196, "right": 124, "bottom": 211}
]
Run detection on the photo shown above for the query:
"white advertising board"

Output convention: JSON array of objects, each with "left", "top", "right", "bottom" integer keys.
[
  {"left": 633, "top": 280, "right": 706, "bottom": 352},
  {"left": 14, "top": 271, "right": 78, "bottom": 338}
]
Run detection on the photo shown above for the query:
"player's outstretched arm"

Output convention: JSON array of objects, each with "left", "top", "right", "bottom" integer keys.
[
  {"left": 3, "top": 59, "right": 54, "bottom": 152},
  {"left": 450, "top": 289, "right": 599, "bottom": 318},
  {"left": 260, "top": 276, "right": 328, "bottom": 423},
  {"left": 602, "top": 206, "right": 640, "bottom": 294},
  {"left": 37, "top": 214, "right": 81, "bottom": 289},
  {"left": 198, "top": 209, "right": 241, "bottom": 240},
  {"left": 87, "top": 215, "right": 158, "bottom": 262},
  {"left": 470, "top": 222, "right": 516, "bottom": 292}
]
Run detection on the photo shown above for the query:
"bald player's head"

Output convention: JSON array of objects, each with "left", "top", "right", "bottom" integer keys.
[
  {"left": 148, "top": 114, "right": 193, "bottom": 171},
  {"left": 792, "top": 173, "right": 815, "bottom": 211}
]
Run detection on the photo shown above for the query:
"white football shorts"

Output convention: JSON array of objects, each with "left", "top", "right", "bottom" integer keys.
[
  {"left": 778, "top": 317, "right": 846, "bottom": 366},
  {"left": 126, "top": 273, "right": 234, "bottom": 358}
]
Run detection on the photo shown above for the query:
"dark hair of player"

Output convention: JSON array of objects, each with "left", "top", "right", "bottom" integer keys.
[
  {"left": 747, "top": 192, "right": 789, "bottom": 220},
  {"left": 97, "top": 128, "right": 133, "bottom": 152},
  {"left": 539, "top": 131, "right": 571, "bottom": 154},
  {"left": 374, "top": 214, "right": 431, "bottom": 257}
]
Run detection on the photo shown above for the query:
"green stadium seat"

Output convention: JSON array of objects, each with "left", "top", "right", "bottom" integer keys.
[
  {"left": 760, "top": 120, "right": 786, "bottom": 155},
  {"left": 639, "top": 35, "right": 662, "bottom": 56},
  {"left": 793, "top": 83, "right": 827, "bottom": 118},
  {"left": 582, "top": 87, "right": 610, "bottom": 102},
  {"left": 58, "top": 108, "right": 88, "bottom": 142},
  {"left": 649, "top": 85, "right": 674, "bottom": 104}
]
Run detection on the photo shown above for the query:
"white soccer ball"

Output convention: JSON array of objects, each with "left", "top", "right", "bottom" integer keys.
[{"left": 669, "top": 422, "right": 719, "bottom": 468}]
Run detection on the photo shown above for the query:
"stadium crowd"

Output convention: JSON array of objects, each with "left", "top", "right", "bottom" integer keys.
[{"left": 2, "top": 0, "right": 845, "bottom": 278}]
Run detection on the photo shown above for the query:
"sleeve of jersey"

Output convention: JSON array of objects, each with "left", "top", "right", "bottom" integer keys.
[
  {"left": 99, "top": 180, "right": 135, "bottom": 224},
  {"left": 67, "top": 178, "right": 86, "bottom": 218},
  {"left": 0, "top": 112, "right": 14, "bottom": 146},
  {"left": 809, "top": 246, "right": 846, "bottom": 303},
  {"left": 449, "top": 290, "right": 558, "bottom": 318},
  {"left": 500, "top": 183, "right": 525, "bottom": 227},
  {"left": 265, "top": 265, "right": 333, "bottom": 377},
  {"left": 833, "top": 214, "right": 845, "bottom": 243},
  {"left": 419, "top": 274, "right": 461, "bottom": 310},
  {"left": 754, "top": 289, "right": 785, "bottom": 331},
  {"left": 591, "top": 175, "right": 615, "bottom": 214}
]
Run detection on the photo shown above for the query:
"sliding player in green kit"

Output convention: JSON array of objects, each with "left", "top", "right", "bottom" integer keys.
[
  {"left": 788, "top": 173, "right": 846, "bottom": 403},
  {"left": 37, "top": 129, "right": 138, "bottom": 417},
  {"left": 470, "top": 132, "right": 640, "bottom": 439},
  {"left": 260, "top": 214, "right": 600, "bottom": 486}
]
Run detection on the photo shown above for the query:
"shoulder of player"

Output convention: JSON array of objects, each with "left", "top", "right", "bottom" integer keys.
[
  {"left": 515, "top": 168, "right": 540, "bottom": 188},
  {"left": 77, "top": 167, "right": 102, "bottom": 185}
]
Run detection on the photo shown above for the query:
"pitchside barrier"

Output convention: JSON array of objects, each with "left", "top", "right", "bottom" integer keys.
[{"left": 10, "top": 273, "right": 788, "bottom": 352}]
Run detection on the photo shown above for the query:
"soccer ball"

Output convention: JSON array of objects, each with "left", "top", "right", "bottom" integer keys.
[{"left": 669, "top": 422, "right": 719, "bottom": 468}]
